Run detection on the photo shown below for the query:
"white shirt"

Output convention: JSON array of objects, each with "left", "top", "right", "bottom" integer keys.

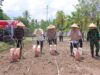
[
  {"left": 67, "top": 30, "right": 82, "bottom": 42},
  {"left": 34, "top": 29, "right": 44, "bottom": 41}
]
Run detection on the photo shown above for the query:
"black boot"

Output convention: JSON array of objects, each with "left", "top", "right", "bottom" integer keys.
[
  {"left": 92, "top": 54, "right": 94, "bottom": 58},
  {"left": 96, "top": 53, "right": 100, "bottom": 57},
  {"left": 91, "top": 50, "right": 94, "bottom": 58},
  {"left": 70, "top": 43, "right": 74, "bottom": 56},
  {"left": 70, "top": 50, "right": 73, "bottom": 56}
]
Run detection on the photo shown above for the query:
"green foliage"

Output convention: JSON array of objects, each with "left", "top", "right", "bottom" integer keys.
[
  {"left": 40, "top": 20, "right": 48, "bottom": 30},
  {"left": 67, "top": 0, "right": 100, "bottom": 31},
  {"left": 55, "top": 11, "right": 66, "bottom": 30},
  {"left": 29, "top": 19, "right": 39, "bottom": 31},
  {"left": 14, "top": 17, "right": 29, "bottom": 26},
  {"left": 0, "top": 13, "right": 3, "bottom": 19},
  {"left": 2, "top": 13, "right": 10, "bottom": 20},
  {"left": 0, "top": 42, "right": 12, "bottom": 51},
  {"left": 52, "top": 0, "right": 100, "bottom": 32},
  {"left": 0, "top": 8, "right": 10, "bottom": 20}
]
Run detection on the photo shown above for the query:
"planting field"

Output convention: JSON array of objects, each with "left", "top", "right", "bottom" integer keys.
[{"left": 0, "top": 39, "right": 100, "bottom": 75}]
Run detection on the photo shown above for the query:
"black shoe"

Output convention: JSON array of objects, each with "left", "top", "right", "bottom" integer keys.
[
  {"left": 92, "top": 55, "right": 94, "bottom": 58},
  {"left": 70, "top": 54, "right": 73, "bottom": 56},
  {"left": 91, "top": 54, "right": 94, "bottom": 58},
  {"left": 70, "top": 53, "right": 74, "bottom": 57},
  {"left": 96, "top": 54, "right": 100, "bottom": 57}
]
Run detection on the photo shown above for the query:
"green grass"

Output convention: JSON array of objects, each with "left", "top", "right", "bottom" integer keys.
[
  {"left": 0, "top": 42, "right": 12, "bottom": 51},
  {"left": 0, "top": 37, "right": 33, "bottom": 51},
  {"left": 0, "top": 37, "right": 70, "bottom": 51},
  {"left": 24, "top": 37, "right": 32, "bottom": 42}
]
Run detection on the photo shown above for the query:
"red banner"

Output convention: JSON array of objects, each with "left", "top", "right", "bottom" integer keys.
[{"left": 0, "top": 21, "right": 8, "bottom": 28}]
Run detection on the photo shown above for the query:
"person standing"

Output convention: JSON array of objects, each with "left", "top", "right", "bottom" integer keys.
[
  {"left": 33, "top": 28, "right": 44, "bottom": 54},
  {"left": 67, "top": 23, "right": 82, "bottom": 56},
  {"left": 47, "top": 25, "right": 58, "bottom": 55},
  {"left": 78, "top": 28, "right": 83, "bottom": 48},
  {"left": 87, "top": 23, "right": 100, "bottom": 57},
  {"left": 14, "top": 22, "right": 25, "bottom": 59},
  {"left": 59, "top": 30, "right": 64, "bottom": 42}
]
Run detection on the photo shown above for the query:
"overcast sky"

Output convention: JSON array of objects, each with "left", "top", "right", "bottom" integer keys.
[{"left": 2, "top": 0, "right": 78, "bottom": 20}]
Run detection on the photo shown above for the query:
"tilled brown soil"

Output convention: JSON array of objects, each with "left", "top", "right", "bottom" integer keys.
[{"left": 0, "top": 39, "right": 100, "bottom": 75}]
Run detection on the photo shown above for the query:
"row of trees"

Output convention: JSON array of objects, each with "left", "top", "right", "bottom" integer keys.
[
  {"left": 0, "top": 8, "right": 10, "bottom": 20},
  {"left": 14, "top": 11, "right": 49, "bottom": 32},
  {"left": 54, "top": 0, "right": 100, "bottom": 31},
  {"left": 0, "top": 0, "right": 100, "bottom": 32},
  {"left": 71, "top": 0, "right": 100, "bottom": 31}
]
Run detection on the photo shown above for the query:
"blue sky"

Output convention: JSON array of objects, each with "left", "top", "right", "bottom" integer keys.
[{"left": 2, "top": 0, "right": 78, "bottom": 20}]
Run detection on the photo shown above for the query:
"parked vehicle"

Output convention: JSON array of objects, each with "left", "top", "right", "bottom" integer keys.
[{"left": 0, "top": 20, "right": 19, "bottom": 43}]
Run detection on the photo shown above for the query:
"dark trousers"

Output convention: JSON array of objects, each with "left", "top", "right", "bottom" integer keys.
[
  {"left": 16, "top": 39, "right": 23, "bottom": 59},
  {"left": 70, "top": 42, "right": 78, "bottom": 55},
  {"left": 37, "top": 41, "right": 44, "bottom": 52},
  {"left": 79, "top": 39, "right": 83, "bottom": 48},
  {"left": 48, "top": 39, "right": 57, "bottom": 45},
  {"left": 16, "top": 40, "right": 22, "bottom": 48},
  {"left": 59, "top": 36, "right": 63, "bottom": 42},
  {"left": 90, "top": 40, "right": 99, "bottom": 57}
]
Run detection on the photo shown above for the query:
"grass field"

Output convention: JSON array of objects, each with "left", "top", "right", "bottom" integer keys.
[
  {"left": 0, "top": 42, "right": 12, "bottom": 51},
  {"left": 0, "top": 37, "right": 33, "bottom": 51}
]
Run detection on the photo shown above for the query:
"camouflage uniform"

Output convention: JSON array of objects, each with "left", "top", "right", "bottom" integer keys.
[{"left": 87, "top": 29, "right": 100, "bottom": 57}]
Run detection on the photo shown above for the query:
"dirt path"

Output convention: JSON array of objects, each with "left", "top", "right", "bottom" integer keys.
[{"left": 0, "top": 39, "right": 100, "bottom": 75}]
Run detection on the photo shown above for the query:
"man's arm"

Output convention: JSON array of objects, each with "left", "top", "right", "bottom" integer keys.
[
  {"left": 87, "top": 31, "right": 90, "bottom": 41},
  {"left": 13, "top": 28, "right": 16, "bottom": 39},
  {"left": 96, "top": 30, "right": 100, "bottom": 41}
]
